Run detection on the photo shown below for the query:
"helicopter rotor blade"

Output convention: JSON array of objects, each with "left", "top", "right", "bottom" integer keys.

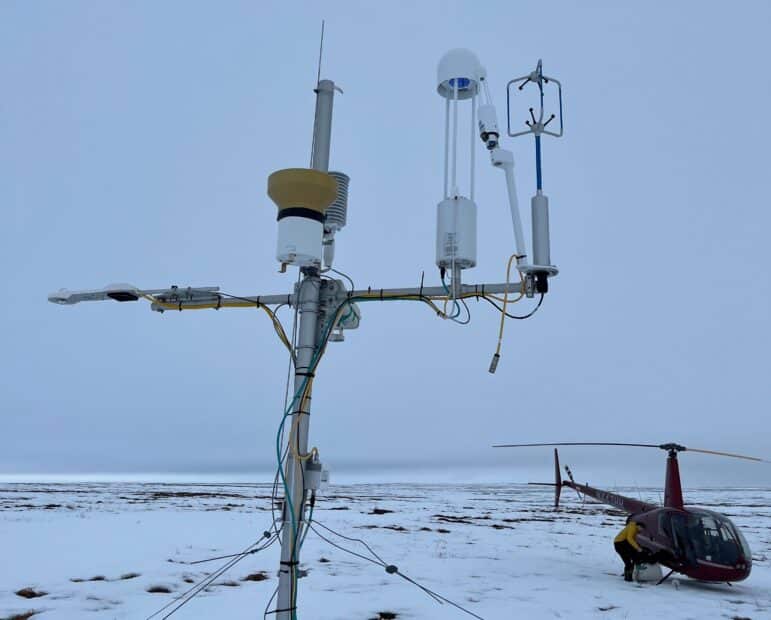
[
  {"left": 684, "top": 447, "right": 770, "bottom": 463},
  {"left": 492, "top": 442, "right": 661, "bottom": 449},
  {"left": 491, "top": 441, "right": 770, "bottom": 463}
]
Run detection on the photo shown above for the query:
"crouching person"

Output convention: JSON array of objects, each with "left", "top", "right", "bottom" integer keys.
[{"left": 614, "top": 517, "right": 647, "bottom": 581}]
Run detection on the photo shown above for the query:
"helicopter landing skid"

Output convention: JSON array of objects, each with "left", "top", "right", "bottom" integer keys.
[{"left": 656, "top": 569, "right": 675, "bottom": 585}]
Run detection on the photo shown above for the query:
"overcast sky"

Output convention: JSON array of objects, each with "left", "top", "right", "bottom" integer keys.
[{"left": 1, "top": 1, "right": 770, "bottom": 486}]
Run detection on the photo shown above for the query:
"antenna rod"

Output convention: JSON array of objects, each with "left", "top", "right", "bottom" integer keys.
[{"left": 316, "top": 20, "right": 324, "bottom": 86}]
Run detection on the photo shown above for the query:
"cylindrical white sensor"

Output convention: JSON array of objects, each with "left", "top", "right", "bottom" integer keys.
[
  {"left": 531, "top": 193, "right": 551, "bottom": 267},
  {"left": 436, "top": 197, "right": 477, "bottom": 270},
  {"left": 277, "top": 216, "right": 324, "bottom": 267}
]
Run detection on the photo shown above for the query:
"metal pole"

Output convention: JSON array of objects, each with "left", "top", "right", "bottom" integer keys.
[
  {"left": 443, "top": 97, "right": 450, "bottom": 199},
  {"left": 275, "top": 78, "right": 336, "bottom": 620},
  {"left": 146, "top": 280, "right": 544, "bottom": 311},
  {"left": 310, "top": 80, "right": 335, "bottom": 172}
]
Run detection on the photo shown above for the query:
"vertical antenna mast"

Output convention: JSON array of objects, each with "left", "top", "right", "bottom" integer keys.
[
  {"left": 317, "top": 19, "right": 325, "bottom": 86},
  {"left": 309, "top": 20, "right": 326, "bottom": 169},
  {"left": 276, "top": 20, "right": 337, "bottom": 620}
]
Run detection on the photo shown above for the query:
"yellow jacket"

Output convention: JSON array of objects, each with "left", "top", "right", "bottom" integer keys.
[{"left": 614, "top": 522, "right": 642, "bottom": 552}]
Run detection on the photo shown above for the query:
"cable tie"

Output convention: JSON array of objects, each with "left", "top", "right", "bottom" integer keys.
[
  {"left": 295, "top": 371, "right": 315, "bottom": 378},
  {"left": 178, "top": 300, "right": 183, "bottom": 312},
  {"left": 216, "top": 295, "right": 222, "bottom": 310},
  {"left": 280, "top": 560, "right": 300, "bottom": 566},
  {"left": 385, "top": 564, "right": 398, "bottom": 574},
  {"left": 271, "top": 606, "right": 297, "bottom": 613},
  {"left": 380, "top": 288, "right": 384, "bottom": 301},
  {"left": 419, "top": 271, "right": 425, "bottom": 298},
  {"left": 257, "top": 296, "right": 261, "bottom": 307}
]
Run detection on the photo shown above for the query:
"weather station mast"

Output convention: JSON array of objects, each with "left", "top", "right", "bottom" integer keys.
[{"left": 49, "top": 47, "right": 565, "bottom": 619}]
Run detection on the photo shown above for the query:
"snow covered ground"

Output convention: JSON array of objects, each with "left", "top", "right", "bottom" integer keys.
[{"left": 1, "top": 482, "right": 769, "bottom": 619}]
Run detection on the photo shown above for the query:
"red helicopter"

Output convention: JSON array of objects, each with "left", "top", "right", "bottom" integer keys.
[{"left": 493, "top": 442, "right": 766, "bottom": 584}]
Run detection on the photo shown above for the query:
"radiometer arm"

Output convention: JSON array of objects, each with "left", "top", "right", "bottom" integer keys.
[
  {"left": 475, "top": 89, "right": 530, "bottom": 269},
  {"left": 489, "top": 146, "right": 529, "bottom": 269},
  {"left": 49, "top": 283, "right": 157, "bottom": 305},
  {"left": 47, "top": 284, "right": 293, "bottom": 312}
]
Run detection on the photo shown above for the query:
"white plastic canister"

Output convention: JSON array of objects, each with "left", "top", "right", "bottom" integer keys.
[{"left": 436, "top": 196, "right": 477, "bottom": 270}]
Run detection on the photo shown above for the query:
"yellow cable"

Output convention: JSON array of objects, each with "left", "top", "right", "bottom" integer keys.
[
  {"left": 141, "top": 294, "right": 294, "bottom": 353},
  {"left": 489, "top": 255, "right": 525, "bottom": 372},
  {"left": 354, "top": 291, "right": 454, "bottom": 319},
  {"left": 286, "top": 298, "right": 355, "bottom": 463},
  {"left": 289, "top": 378, "right": 318, "bottom": 462}
]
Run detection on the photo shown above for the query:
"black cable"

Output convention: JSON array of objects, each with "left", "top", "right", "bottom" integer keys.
[
  {"left": 396, "top": 572, "right": 445, "bottom": 604},
  {"left": 271, "top": 466, "right": 285, "bottom": 539},
  {"left": 309, "top": 524, "right": 386, "bottom": 568},
  {"left": 309, "top": 521, "right": 486, "bottom": 620},
  {"left": 159, "top": 555, "right": 241, "bottom": 618},
  {"left": 481, "top": 292, "right": 544, "bottom": 319},
  {"left": 311, "top": 521, "right": 388, "bottom": 566},
  {"left": 146, "top": 536, "right": 275, "bottom": 620},
  {"left": 263, "top": 584, "right": 279, "bottom": 618},
  {"left": 395, "top": 572, "right": 484, "bottom": 618},
  {"left": 187, "top": 532, "right": 276, "bottom": 564}
]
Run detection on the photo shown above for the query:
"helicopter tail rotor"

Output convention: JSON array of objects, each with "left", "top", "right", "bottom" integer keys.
[
  {"left": 526, "top": 448, "right": 564, "bottom": 510},
  {"left": 554, "top": 448, "right": 562, "bottom": 509}
]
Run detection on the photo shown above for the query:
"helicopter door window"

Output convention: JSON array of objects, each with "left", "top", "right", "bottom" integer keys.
[
  {"left": 670, "top": 514, "right": 696, "bottom": 564},
  {"left": 699, "top": 516, "right": 720, "bottom": 562},
  {"left": 686, "top": 514, "right": 743, "bottom": 565}
]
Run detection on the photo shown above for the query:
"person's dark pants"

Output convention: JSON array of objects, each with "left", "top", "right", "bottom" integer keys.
[{"left": 614, "top": 541, "right": 643, "bottom": 581}]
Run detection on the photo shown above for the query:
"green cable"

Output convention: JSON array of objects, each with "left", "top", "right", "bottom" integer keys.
[
  {"left": 274, "top": 293, "right": 451, "bottom": 619},
  {"left": 440, "top": 276, "right": 461, "bottom": 319}
]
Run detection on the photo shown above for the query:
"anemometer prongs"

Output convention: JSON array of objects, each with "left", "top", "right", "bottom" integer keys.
[{"left": 507, "top": 59, "right": 564, "bottom": 140}]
